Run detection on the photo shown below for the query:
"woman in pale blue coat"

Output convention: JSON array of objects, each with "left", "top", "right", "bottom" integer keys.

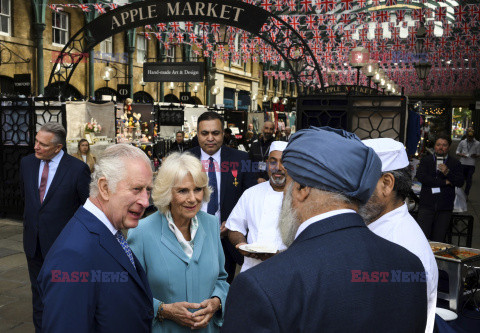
[{"left": 128, "top": 152, "right": 229, "bottom": 332}]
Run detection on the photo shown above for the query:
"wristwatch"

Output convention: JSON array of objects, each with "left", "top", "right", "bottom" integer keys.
[{"left": 157, "top": 302, "right": 166, "bottom": 322}]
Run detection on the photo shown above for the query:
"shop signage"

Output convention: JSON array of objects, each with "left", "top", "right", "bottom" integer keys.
[
  {"left": 117, "top": 84, "right": 131, "bottom": 101},
  {"left": 319, "top": 85, "right": 378, "bottom": 95},
  {"left": 180, "top": 92, "right": 192, "bottom": 103},
  {"left": 14, "top": 74, "right": 31, "bottom": 96},
  {"left": 87, "top": 0, "right": 269, "bottom": 44},
  {"left": 158, "top": 107, "right": 184, "bottom": 126},
  {"left": 144, "top": 62, "right": 204, "bottom": 82}
]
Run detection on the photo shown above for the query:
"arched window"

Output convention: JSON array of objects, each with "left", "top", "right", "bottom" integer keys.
[
  {"left": 45, "top": 82, "right": 84, "bottom": 100},
  {"left": 94, "top": 87, "right": 118, "bottom": 102},
  {"left": 164, "top": 93, "right": 180, "bottom": 103},
  {"left": 0, "top": 75, "right": 15, "bottom": 96},
  {"left": 133, "top": 91, "right": 154, "bottom": 104}
]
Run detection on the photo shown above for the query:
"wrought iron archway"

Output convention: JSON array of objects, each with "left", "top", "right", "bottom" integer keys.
[{"left": 47, "top": 0, "right": 324, "bottom": 98}]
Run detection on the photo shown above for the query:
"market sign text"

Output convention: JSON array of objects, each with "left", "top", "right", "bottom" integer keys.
[{"left": 88, "top": 0, "right": 269, "bottom": 44}]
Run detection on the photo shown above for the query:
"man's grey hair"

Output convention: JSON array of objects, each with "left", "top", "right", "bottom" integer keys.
[
  {"left": 90, "top": 144, "right": 152, "bottom": 197},
  {"left": 310, "top": 185, "right": 360, "bottom": 208},
  {"left": 39, "top": 122, "right": 66, "bottom": 146}
]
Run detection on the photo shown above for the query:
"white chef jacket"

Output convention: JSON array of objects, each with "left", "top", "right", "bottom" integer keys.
[
  {"left": 368, "top": 203, "right": 438, "bottom": 333},
  {"left": 226, "top": 181, "right": 286, "bottom": 272},
  {"left": 456, "top": 138, "right": 480, "bottom": 166}
]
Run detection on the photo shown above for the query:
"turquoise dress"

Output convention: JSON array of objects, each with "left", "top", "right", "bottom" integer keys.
[{"left": 128, "top": 210, "right": 229, "bottom": 332}]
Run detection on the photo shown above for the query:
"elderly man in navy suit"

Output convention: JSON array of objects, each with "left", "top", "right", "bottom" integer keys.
[
  {"left": 222, "top": 127, "right": 428, "bottom": 332},
  {"left": 190, "top": 111, "right": 256, "bottom": 283},
  {"left": 20, "top": 122, "right": 90, "bottom": 331},
  {"left": 38, "top": 144, "right": 154, "bottom": 332}
]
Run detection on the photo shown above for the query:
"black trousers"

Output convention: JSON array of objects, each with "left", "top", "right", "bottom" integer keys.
[
  {"left": 462, "top": 164, "right": 475, "bottom": 196},
  {"left": 221, "top": 238, "right": 240, "bottom": 284},
  {"left": 417, "top": 207, "right": 452, "bottom": 242},
  {"left": 26, "top": 240, "right": 44, "bottom": 332}
]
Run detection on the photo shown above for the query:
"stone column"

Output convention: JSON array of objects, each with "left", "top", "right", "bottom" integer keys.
[{"left": 33, "top": 23, "right": 46, "bottom": 95}]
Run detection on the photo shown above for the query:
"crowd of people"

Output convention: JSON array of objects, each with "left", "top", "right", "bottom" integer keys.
[{"left": 18, "top": 115, "right": 478, "bottom": 332}]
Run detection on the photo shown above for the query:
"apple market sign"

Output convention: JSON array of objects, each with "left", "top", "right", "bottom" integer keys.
[{"left": 87, "top": 0, "right": 269, "bottom": 44}]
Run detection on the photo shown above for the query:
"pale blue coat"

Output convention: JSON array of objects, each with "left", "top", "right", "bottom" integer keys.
[{"left": 128, "top": 210, "right": 229, "bottom": 332}]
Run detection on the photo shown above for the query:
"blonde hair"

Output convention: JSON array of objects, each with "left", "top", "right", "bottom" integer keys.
[{"left": 152, "top": 152, "right": 211, "bottom": 214}]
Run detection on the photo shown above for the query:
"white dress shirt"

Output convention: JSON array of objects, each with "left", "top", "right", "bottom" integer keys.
[
  {"left": 456, "top": 139, "right": 480, "bottom": 166},
  {"left": 38, "top": 149, "right": 64, "bottom": 201},
  {"left": 226, "top": 181, "right": 286, "bottom": 272},
  {"left": 84, "top": 198, "right": 117, "bottom": 235},
  {"left": 200, "top": 148, "right": 222, "bottom": 222},
  {"left": 368, "top": 203, "right": 438, "bottom": 333},
  {"left": 295, "top": 209, "right": 356, "bottom": 240}
]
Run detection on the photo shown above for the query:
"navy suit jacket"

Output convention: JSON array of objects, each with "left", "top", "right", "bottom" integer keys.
[
  {"left": 222, "top": 213, "right": 428, "bottom": 333},
  {"left": 417, "top": 154, "right": 464, "bottom": 211},
  {"left": 20, "top": 152, "right": 90, "bottom": 258},
  {"left": 38, "top": 207, "right": 154, "bottom": 332},
  {"left": 189, "top": 146, "right": 256, "bottom": 223},
  {"left": 189, "top": 146, "right": 256, "bottom": 264}
]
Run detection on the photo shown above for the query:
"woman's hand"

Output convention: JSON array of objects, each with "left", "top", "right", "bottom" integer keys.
[
  {"left": 162, "top": 302, "right": 202, "bottom": 328},
  {"left": 191, "top": 297, "right": 221, "bottom": 329}
]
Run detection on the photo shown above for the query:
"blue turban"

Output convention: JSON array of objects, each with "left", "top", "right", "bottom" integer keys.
[{"left": 282, "top": 126, "right": 382, "bottom": 204}]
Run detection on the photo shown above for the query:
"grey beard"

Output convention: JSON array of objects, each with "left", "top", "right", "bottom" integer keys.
[
  {"left": 279, "top": 182, "right": 300, "bottom": 247},
  {"left": 270, "top": 174, "right": 286, "bottom": 187},
  {"left": 358, "top": 191, "right": 383, "bottom": 225}
]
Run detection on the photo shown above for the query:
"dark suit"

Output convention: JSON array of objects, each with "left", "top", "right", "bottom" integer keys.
[
  {"left": 416, "top": 154, "right": 464, "bottom": 241},
  {"left": 248, "top": 137, "right": 274, "bottom": 180},
  {"left": 190, "top": 146, "right": 256, "bottom": 282},
  {"left": 168, "top": 141, "right": 189, "bottom": 154},
  {"left": 38, "top": 207, "right": 154, "bottom": 332},
  {"left": 222, "top": 213, "right": 428, "bottom": 333},
  {"left": 20, "top": 152, "right": 90, "bottom": 330}
]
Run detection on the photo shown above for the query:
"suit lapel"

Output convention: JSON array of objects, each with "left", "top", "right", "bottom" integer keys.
[
  {"left": 42, "top": 154, "right": 69, "bottom": 207},
  {"left": 220, "top": 148, "right": 230, "bottom": 206},
  {"left": 159, "top": 217, "right": 190, "bottom": 264},
  {"left": 191, "top": 223, "right": 206, "bottom": 263},
  {"left": 98, "top": 232, "right": 149, "bottom": 295},
  {"left": 32, "top": 158, "right": 41, "bottom": 204},
  {"left": 79, "top": 208, "right": 149, "bottom": 296}
]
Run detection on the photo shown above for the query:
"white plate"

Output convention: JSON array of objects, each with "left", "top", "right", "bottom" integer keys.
[
  {"left": 238, "top": 243, "right": 277, "bottom": 254},
  {"left": 435, "top": 307, "right": 458, "bottom": 321}
]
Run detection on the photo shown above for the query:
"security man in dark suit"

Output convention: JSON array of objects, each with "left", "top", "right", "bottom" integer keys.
[
  {"left": 190, "top": 112, "right": 256, "bottom": 283},
  {"left": 20, "top": 122, "right": 90, "bottom": 331},
  {"left": 417, "top": 134, "right": 464, "bottom": 242}
]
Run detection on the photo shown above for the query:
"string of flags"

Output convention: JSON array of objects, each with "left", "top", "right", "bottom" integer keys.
[{"left": 46, "top": 1, "right": 480, "bottom": 95}]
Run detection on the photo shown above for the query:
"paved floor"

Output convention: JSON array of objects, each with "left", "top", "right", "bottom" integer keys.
[{"left": 0, "top": 142, "right": 479, "bottom": 331}]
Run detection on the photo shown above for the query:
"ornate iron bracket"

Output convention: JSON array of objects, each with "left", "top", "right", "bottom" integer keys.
[{"left": 0, "top": 41, "right": 30, "bottom": 65}]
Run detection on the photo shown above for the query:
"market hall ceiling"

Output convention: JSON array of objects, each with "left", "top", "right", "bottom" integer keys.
[{"left": 49, "top": 1, "right": 480, "bottom": 96}]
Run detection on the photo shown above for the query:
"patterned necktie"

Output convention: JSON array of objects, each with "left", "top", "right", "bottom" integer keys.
[
  {"left": 39, "top": 160, "right": 50, "bottom": 203},
  {"left": 115, "top": 231, "right": 136, "bottom": 269},
  {"left": 207, "top": 157, "right": 218, "bottom": 215}
]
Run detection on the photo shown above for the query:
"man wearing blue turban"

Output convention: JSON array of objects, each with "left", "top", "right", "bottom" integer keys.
[{"left": 222, "top": 127, "right": 428, "bottom": 333}]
